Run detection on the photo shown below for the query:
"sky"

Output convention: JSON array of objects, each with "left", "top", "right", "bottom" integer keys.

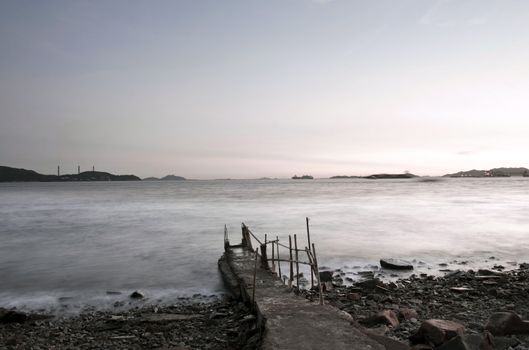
[{"left": 1, "top": 0, "right": 529, "bottom": 179}]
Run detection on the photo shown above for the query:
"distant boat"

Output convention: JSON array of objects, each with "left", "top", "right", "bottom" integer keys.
[{"left": 292, "top": 175, "right": 314, "bottom": 180}]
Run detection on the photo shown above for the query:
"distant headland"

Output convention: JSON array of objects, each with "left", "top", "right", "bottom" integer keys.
[
  {"left": 143, "top": 175, "right": 187, "bottom": 181},
  {"left": 292, "top": 175, "right": 314, "bottom": 180},
  {"left": 0, "top": 166, "right": 140, "bottom": 182},
  {"left": 443, "top": 167, "right": 529, "bottom": 178},
  {"left": 330, "top": 173, "right": 418, "bottom": 179}
]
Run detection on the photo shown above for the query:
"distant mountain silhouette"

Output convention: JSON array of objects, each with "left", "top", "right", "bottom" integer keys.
[
  {"left": 365, "top": 173, "right": 418, "bottom": 179},
  {"left": 330, "top": 173, "right": 418, "bottom": 179},
  {"left": 0, "top": 166, "right": 140, "bottom": 182},
  {"left": 444, "top": 167, "right": 529, "bottom": 177},
  {"left": 161, "top": 175, "right": 186, "bottom": 181},
  {"left": 292, "top": 175, "right": 313, "bottom": 179}
]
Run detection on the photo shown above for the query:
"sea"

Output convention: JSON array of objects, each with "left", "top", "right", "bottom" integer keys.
[{"left": 1, "top": 178, "right": 528, "bottom": 313}]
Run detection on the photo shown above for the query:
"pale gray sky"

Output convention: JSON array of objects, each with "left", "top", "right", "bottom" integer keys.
[{"left": 1, "top": 0, "right": 528, "bottom": 178}]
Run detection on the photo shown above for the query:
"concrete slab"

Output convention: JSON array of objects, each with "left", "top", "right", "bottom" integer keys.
[{"left": 220, "top": 244, "right": 404, "bottom": 350}]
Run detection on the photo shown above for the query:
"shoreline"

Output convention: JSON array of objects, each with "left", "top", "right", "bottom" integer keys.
[
  {"left": 302, "top": 263, "right": 529, "bottom": 348},
  {"left": 3, "top": 263, "right": 529, "bottom": 348},
  {"left": 0, "top": 294, "right": 259, "bottom": 350}
]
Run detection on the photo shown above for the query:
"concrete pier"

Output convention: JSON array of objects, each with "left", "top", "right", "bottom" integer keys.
[{"left": 219, "top": 226, "right": 408, "bottom": 350}]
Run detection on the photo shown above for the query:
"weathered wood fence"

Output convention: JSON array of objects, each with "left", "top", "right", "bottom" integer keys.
[{"left": 225, "top": 218, "right": 324, "bottom": 305}]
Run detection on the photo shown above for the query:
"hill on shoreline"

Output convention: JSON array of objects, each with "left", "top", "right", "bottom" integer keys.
[
  {"left": 444, "top": 167, "right": 529, "bottom": 177},
  {"left": 0, "top": 166, "right": 140, "bottom": 182},
  {"left": 142, "top": 175, "right": 187, "bottom": 181}
]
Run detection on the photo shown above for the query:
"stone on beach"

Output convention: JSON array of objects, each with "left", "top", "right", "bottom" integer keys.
[
  {"left": 0, "top": 308, "right": 27, "bottom": 324},
  {"left": 380, "top": 259, "right": 414, "bottom": 270},
  {"left": 411, "top": 319, "right": 465, "bottom": 346},
  {"left": 361, "top": 310, "right": 400, "bottom": 328},
  {"left": 399, "top": 308, "right": 418, "bottom": 321},
  {"left": 129, "top": 290, "right": 145, "bottom": 299},
  {"left": 485, "top": 312, "right": 529, "bottom": 336},
  {"left": 435, "top": 333, "right": 494, "bottom": 350}
]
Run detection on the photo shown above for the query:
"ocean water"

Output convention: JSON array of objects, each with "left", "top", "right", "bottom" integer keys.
[{"left": 1, "top": 178, "right": 528, "bottom": 312}]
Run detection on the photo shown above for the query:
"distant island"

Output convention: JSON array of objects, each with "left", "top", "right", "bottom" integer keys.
[
  {"left": 0, "top": 166, "right": 140, "bottom": 182},
  {"left": 444, "top": 167, "right": 529, "bottom": 178},
  {"left": 292, "top": 175, "right": 314, "bottom": 180},
  {"left": 143, "top": 175, "right": 187, "bottom": 181},
  {"left": 365, "top": 173, "right": 418, "bottom": 179},
  {"left": 330, "top": 173, "right": 418, "bottom": 179}
]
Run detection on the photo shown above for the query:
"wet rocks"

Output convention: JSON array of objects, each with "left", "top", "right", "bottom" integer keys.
[
  {"left": 399, "top": 308, "right": 418, "bottom": 321},
  {"left": 361, "top": 310, "right": 400, "bottom": 328},
  {"left": 0, "top": 308, "right": 27, "bottom": 324},
  {"left": 0, "top": 296, "right": 258, "bottom": 350},
  {"left": 411, "top": 319, "right": 465, "bottom": 346},
  {"left": 129, "top": 290, "right": 144, "bottom": 299},
  {"left": 485, "top": 312, "right": 529, "bottom": 336},
  {"left": 436, "top": 333, "right": 493, "bottom": 350},
  {"left": 380, "top": 259, "right": 414, "bottom": 270}
]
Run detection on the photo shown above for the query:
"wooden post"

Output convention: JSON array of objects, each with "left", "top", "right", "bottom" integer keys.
[
  {"left": 252, "top": 248, "right": 259, "bottom": 303},
  {"left": 242, "top": 225, "right": 253, "bottom": 252},
  {"left": 271, "top": 236, "right": 276, "bottom": 273},
  {"left": 276, "top": 236, "right": 282, "bottom": 281},
  {"left": 312, "top": 243, "right": 324, "bottom": 305},
  {"left": 224, "top": 224, "right": 229, "bottom": 250},
  {"left": 260, "top": 243, "right": 269, "bottom": 270},
  {"left": 306, "top": 217, "right": 314, "bottom": 289},
  {"left": 294, "top": 234, "right": 299, "bottom": 288},
  {"left": 289, "top": 235, "right": 293, "bottom": 288},
  {"left": 241, "top": 225, "right": 248, "bottom": 248}
]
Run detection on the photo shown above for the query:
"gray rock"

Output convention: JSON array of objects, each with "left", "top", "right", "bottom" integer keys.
[
  {"left": 129, "top": 291, "right": 144, "bottom": 299},
  {"left": 436, "top": 333, "right": 493, "bottom": 350},
  {"left": 411, "top": 319, "right": 465, "bottom": 346},
  {"left": 485, "top": 312, "right": 529, "bottom": 336},
  {"left": 380, "top": 259, "right": 414, "bottom": 270}
]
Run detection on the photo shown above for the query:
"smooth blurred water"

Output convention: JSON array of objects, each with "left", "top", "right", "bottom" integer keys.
[{"left": 1, "top": 178, "right": 529, "bottom": 312}]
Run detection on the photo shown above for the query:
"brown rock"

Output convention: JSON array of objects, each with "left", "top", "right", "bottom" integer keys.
[
  {"left": 436, "top": 333, "right": 493, "bottom": 350},
  {"left": 362, "top": 310, "right": 399, "bottom": 328},
  {"left": 485, "top": 312, "right": 529, "bottom": 336},
  {"left": 411, "top": 319, "right": 465, "bottom": 346},
  {"left": 348, "top": 292, "right": 361, "bottom": 301},
  {"left": 399, "top": 308, "right": 418, "bottom": 320}
]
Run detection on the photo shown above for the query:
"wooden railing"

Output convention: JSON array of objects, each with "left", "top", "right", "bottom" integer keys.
[{"left": 228, "top": 218, "right": 324, "bottom": 305}]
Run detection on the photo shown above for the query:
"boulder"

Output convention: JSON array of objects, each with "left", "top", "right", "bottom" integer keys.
[
  {"left": 129, "top": 290, "right": 145, "bottom": 299},
  {"left": 411, "top": 319, "right": 465, "bottom": 346},
  {"left": 0, "top": 308, "right": 27, "bottom": 324},
  {"left": 380, "top": 259, "right": 414, "bottom": 270},
  {"left": 436, "top": 333, "right": 493, "bottom": 350},
  {"left": 361, "top": 310, "right": 400, "bottom": 328},
  {"left": 485, "top": 312, "right": 529, "bottom": 336},
  {"left": 399, "top": 308, "right": 418, "bottom": 320}
]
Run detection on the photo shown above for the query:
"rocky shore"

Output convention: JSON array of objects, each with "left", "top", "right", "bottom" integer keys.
[
  {"left": 304, "top": 263, "right": 529, "bottom": 349},
  {"left": 0, "top": 295, "right": 259, "bottom": 350}
]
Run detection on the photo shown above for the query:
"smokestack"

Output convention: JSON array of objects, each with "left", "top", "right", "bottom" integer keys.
[
  {"left": 92, "top": 165, "right": 95, "bottom": 172},
  {"left": 78, "top": 165, "right": 80, "bottom": 175},
  {"left": 57, "top": 165, "right": 60, "bottom": 177}
]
